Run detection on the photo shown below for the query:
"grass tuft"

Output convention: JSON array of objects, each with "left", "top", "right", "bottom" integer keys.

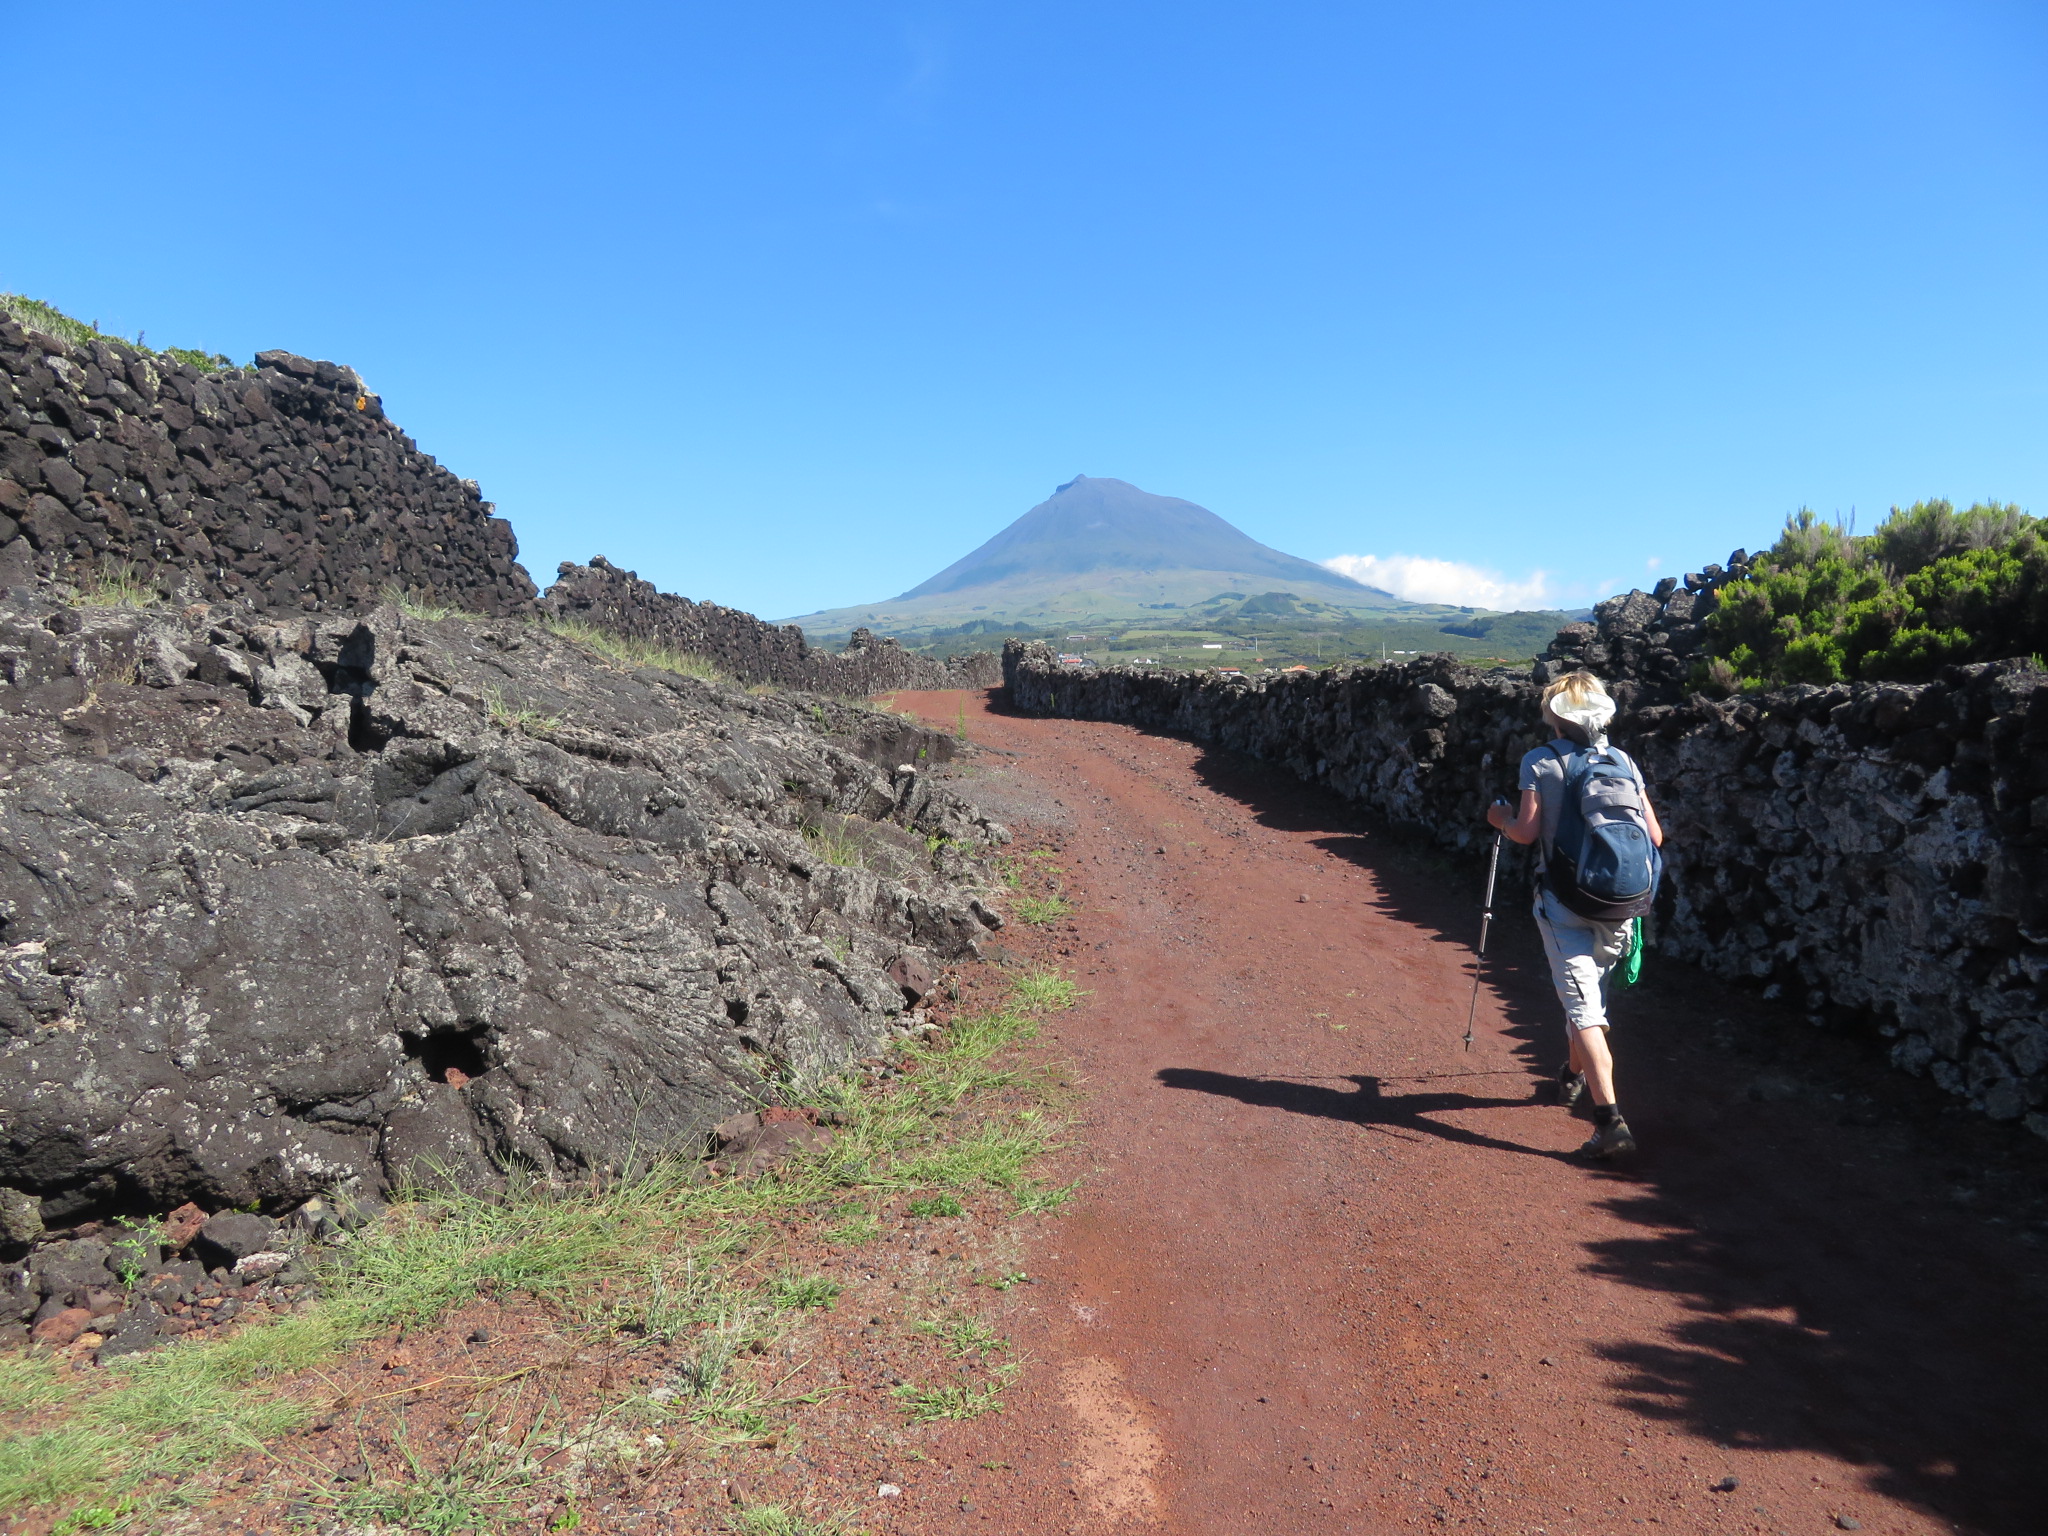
[
  {"left": 910, "top": 1313, "right": 1008, "bottom": 1359},
  {"left": 1009, "top": 969, "right": 1080, "bottom": 1013},
  {"left": 768, "top": 1274, "right": 843, "bottom": 1311},
  {"left": 890, "top": 1368, "right": 1014, "bottom": 1423},
  {"left": 0, "top": 293, "right": 233, "bottom": 371},
  {"left": 543, "top": 618, "right": 729, "bottom": 685},
  {"left": 906, "top": 1195, "right": 963, "bottom": 1219},
  {"left": 801, "top": 821, "right": 866, "bottom": 869},
  {"left": 1012, "top": 894, "right": 1074, "bottom": 925},
  {"left": 730, "top": 1503, "right": 870, "bottom": 1536},
  {"left": 1012, "top": 1179, "right": 1081, "bottom": 1215},
  {"left": 74, "top": 561, "right": 158, "bottom": 610},
  {"left": 379, "top": 583, "right": 488, "bottom": 624},
  {"left": 483, "top": 686, "right": 563, "bottom": 734}
]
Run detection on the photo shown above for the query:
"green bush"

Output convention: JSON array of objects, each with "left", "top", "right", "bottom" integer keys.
[{"left": 1706, "top": 501, "right": 2046, "bottom": 686}]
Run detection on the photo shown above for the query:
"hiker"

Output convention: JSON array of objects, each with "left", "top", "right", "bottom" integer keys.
[{"left": 1485, "top": 670, "right": 1663, "bottom": 1158}]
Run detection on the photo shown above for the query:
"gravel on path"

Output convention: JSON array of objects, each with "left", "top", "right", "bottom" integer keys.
[{"left": 882, "top": 686, "right": 2048, "bottom": 1536}]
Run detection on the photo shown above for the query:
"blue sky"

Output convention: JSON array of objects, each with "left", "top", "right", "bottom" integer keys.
[{"left": 8, "top": 1, "right": 2045, "bottom": 618}]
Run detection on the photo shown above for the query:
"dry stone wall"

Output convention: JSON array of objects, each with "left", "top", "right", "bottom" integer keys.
[
  {"left": 1005, "top": 640, "right": 2048, "bottom": 1131},
  {"left": 0, "top": 316, "right": 1001, "bottom": 693},
  {"left": 1541, "top": 549, "right": 1758, "bottom": 704},
  {"left": 0, "top": 318, "right": 537, "bottom": 616},
  {"left": 545, "top": 557, "right": 1002, "bottom": 693}
]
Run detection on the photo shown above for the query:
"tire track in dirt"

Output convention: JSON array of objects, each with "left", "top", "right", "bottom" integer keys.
[{"left": 882, "top": 689, "right": 2048, "bottom": 1536}]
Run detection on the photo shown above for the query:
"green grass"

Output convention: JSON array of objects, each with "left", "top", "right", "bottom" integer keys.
[
  {"left": 731, "top": 1504, "right": 870, "bottom": 1536},
  {"left": 73, "top": 561, "right": 159, "bottom": 610},
  {"left": 483, "top": 686, "right": 562, "bottom": 735},
  {"left": 801, "top": 821, "right": 866, "bottom": 869},
  {"left": 910, "top": 1313, "right": 1008, "bottom": 1359},
  {"left": 768, "top": 1274, "right": 843, "bottom": 1311},
  {"left": 824, "top": 1206, "right": 881, "bottom": 1245},
  {"left": 1008, "top": 969, "right": 1080, "bottom": 1012},
  {"left": 0, "top": 969, "right": 1080, "bottom": 1530},
  {"left": 1011, "top": 1179, "right": 1080, "bottom": 1215},
  {"left": 379, "top": 583, "right": 488, "bottom": 624},
  {"left": 0, "top": 293, "right": 234, "bottom": 372},
  {"left": 543, "top": 617, "right": 729, "bottom": 685},
  {"left": 906, "top": 1195, "right": 963, "bottom": 1219},
  {"left": 1012, "top": 894, "right": 1074, "bottom": 925},
  {"left": 890, "top": 1368, "right": 1015, "bottom": 1423},
  {"left": 303, "top": 1411, "right": 555, "bottom": 1536}
]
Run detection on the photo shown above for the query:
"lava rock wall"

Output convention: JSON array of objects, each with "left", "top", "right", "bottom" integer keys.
[
  {"left": 1005, "top": 641, "right": 2048, "bottom": 1131},
  {"left": 0, "top": 317, "right": 537, "bottom": 616},
  {"left": 545, "top": 558, "right": 1002, "bottom": 693},
  {"left": 1541, "top": 550, "right": 1758, "bottom": 704}
]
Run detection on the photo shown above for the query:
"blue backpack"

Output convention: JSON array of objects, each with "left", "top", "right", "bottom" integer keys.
[{"left": 1543, "top": 743, "right": 1661, "bottom": 921}]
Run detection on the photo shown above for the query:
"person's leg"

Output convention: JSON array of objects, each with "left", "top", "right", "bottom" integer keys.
[
  {"left": 1575, "top": 1021, "right": 1616, "bottom": 1105},
  {"left": 1531, "top": 888, "right": 1589, "bottom": 1097},
  {"left": 1579, "top": 918, "right": 1631, "bottom": 1105}
]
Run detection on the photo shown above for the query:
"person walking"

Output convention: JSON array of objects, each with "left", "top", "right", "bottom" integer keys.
[{"left": 1485, "top": 670, "right": 1663, "bottom": 1158}]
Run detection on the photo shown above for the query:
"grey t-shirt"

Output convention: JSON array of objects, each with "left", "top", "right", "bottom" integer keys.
[{"left": 1518, "top": 737, "right": 1645, "bottom": 867}]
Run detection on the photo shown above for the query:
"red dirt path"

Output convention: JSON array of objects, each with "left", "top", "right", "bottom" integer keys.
[{"left": 881, "top": 688, "right": 2048, "bottom": 1536}]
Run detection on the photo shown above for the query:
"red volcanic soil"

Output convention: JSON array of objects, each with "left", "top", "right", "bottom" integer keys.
[{"left": 874, "top": 687, "right": 2048, "bottom": 1536}]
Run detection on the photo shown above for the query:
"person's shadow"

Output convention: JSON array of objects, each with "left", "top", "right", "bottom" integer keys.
[{"left": 1157, "top": 1067, "right": 1574, "bottom": 1162}]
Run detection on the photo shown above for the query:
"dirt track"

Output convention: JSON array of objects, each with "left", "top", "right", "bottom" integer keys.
[{"left": 885, "top": 688, "right": 2048, "bottom": 1536}]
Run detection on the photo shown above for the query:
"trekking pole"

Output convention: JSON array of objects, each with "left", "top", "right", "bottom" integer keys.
[{"left": 1463, "top": 833, "right": 1503, "bottom": 1052}]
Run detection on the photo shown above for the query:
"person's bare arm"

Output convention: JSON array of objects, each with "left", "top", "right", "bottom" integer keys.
[
  {"left": 1486, "top": 788, "right": 1542, "bottom": 845},
  {"left": 1644, "top": 789, "right": 1664, "bottom": 848}
]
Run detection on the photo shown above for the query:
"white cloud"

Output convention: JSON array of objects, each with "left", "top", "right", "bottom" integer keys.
[{"left": 1322, "top": 553, "right": 1561, "bottom": 611}]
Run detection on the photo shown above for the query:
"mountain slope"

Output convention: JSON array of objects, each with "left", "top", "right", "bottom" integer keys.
[
  {"left": 902, "top": 475, "right": 1388, "bottom": 599},
  {"left": 787, "top": 476, "right": 1399, "bottom": 636}
]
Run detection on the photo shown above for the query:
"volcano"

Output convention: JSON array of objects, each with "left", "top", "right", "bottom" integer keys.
[{"left": 784, "top": 476, "right": 1395, "bottom": 636}]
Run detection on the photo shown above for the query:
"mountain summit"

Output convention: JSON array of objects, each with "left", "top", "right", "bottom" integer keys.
[
  {"left": 785, "top": 476, "right": 1395, "bottom": 636},
  {"left": 899, "top": 475, "right": 1384, "bottom": 600}
]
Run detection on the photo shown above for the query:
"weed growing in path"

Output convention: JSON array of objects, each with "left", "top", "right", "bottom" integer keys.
[
  {"left": 1013, "top": 894, "right": 1074, "bottom": 925},
  {"left": 1010, "top": 969, "right": 1080, "bottom": 1012},
  {"left": 731, "top": 1503, "right": 870, "bottom": 1535},
  {"left": 1012, "top": 1179, "right": 1081, "bottom": 1215},
  {"left": 911, "top": 1313, "right": 1008, "bottom": 1359},
  {"left": 906, "top": 1195, "right": 964, "bottom": 1219},
  {"left": 769, "top": 1274, "right": 844, "bottom": 1311},
  {"left": 890, "top": 1367, "right": 1015, "bottom": 1423}
]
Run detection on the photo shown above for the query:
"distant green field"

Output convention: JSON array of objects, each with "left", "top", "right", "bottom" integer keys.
[{"left": 896, "top": 594, "right": 1583, "bottom": 673}]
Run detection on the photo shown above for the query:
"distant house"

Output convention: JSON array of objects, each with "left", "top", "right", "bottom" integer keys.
[
  {"left": 1216, "top": 667, "right": 1245, "bottom": 677},
  {"left": 1057, "top": 653, "right": 1089, "bottom": 667}
]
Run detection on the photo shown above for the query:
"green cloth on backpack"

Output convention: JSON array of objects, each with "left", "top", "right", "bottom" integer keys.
[{"left": 1620, "top": 916, "right": 1644, "bottom": 986}]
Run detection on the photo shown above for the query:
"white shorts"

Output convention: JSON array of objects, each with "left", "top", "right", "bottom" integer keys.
[{"left": 1532, "top": 887, "right": 1632, "bottom": 1033}]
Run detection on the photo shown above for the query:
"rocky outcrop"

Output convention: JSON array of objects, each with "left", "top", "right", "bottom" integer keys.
[
  {"left": 1541, "top": 548, "right": 1759, "bottom": 704},
  {"left": 0, "top": 590, "right": 1007, "bottom": 1229},
  {"left": 1004, "top": 640, "right": 2048, "bottom": 1131},
  {"left": 0, "top": 317, "right": 537, "bottom": 616},
  {"left": 544, "top": 557, "right": 1002, "bottom": 693}
]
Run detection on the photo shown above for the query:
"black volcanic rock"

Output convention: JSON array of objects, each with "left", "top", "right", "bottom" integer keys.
[{"left": 0, "top": 592, "right": 1007, "bottom": 1224}]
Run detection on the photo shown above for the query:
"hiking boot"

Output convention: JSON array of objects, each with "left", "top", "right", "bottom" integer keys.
[
  {"left": 1554, "top": 1066, "right": 1587, "bottom": 1112},
  {"left": 1578, "top": 1118, "right": 1638, "bottom": 1159}
]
